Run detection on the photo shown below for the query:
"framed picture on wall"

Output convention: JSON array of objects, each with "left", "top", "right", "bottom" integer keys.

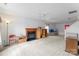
[{"left": 64, "top": 24, "right": 70, "bottom": 30}]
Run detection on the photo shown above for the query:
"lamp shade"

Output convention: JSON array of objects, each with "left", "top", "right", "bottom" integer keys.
[{"left": 5, "top": 20, "right": 10, "bottom": 24}]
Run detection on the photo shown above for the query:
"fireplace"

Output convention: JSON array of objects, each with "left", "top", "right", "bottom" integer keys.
[
  {"left": 26, "top": 28, "right": 47, "bottom": 41},
  {"left": 26, "top": 28, "right": 37, "bottom": 41},
  {"left": 27, "top": 32, "right": 36, "bottom": 41}
]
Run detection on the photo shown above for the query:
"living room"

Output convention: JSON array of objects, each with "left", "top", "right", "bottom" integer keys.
[{"left": 0, "top": 3, "right": 79, "bottom": 56}]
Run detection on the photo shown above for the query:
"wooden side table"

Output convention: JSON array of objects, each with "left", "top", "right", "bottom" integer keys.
[
  {"left": 18, "top": 36, "right": 27, "bottom": 43},
  {"left": 18, "top": 38, "right": 26, "bottom": 43}
]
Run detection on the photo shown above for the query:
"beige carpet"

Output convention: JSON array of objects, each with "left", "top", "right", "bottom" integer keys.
[{"left": 0, "top": 36, "right": 74, "bottom": 56}]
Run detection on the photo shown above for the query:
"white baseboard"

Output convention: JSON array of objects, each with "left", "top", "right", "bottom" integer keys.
[{"left": 59, "top": 32, "right": 64, "bottom": 36}]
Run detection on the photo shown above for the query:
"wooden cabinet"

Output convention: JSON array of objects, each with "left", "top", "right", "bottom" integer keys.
[
  {"left": 36, "top": 28, "right": 42, "bottom": 39},
  {"left": 66, "top": 36, "right": 78, "bottom": 55},
  {"left": 42, "top": 29, "right": 47, "bottom": 38}
]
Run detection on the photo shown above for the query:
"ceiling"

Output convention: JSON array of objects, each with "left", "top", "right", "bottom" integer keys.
[{"left": 0, "top": 3, "right": 79, "bottom": 23}]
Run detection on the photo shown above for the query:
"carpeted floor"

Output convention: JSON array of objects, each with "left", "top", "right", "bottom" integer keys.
[{"left": 0, "top": 36, "right": 74, "bottom": 56}]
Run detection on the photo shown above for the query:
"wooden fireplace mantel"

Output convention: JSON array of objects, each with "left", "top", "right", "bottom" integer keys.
[{"left": 26, "top": 28, "right": 37, "bottom": 32}]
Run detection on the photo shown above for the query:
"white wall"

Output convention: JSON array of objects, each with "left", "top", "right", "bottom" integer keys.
[
  {"left": 65, "top": 21, "right": 79, "bottom": 40},
  {"left": 0, "top": 23, "right": 2, "bottom": 45},
  {"left": 8, "top": 18, "right": 45, "bottom": 36},
  {"left": 1, "top": 21, "right": 8, "bottom": 46},
  {"left": 66, "top": 21, "right": 79, "bottom": 34},
  {"left": 48, "top": 22, "right": 74, "bottom": 35}
]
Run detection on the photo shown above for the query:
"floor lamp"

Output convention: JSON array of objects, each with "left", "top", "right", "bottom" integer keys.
[{"left": 5, "top": 20, "right": 10, "bottom": 45}]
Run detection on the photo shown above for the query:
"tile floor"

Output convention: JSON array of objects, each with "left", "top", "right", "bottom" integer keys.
[{"left": 0, "top": 36, "right": 74, "bottom": 56}]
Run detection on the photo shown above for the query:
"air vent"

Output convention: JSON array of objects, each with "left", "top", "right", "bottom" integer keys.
[{"left": 69, "top": 10, "right": 77, "bottom": 14}]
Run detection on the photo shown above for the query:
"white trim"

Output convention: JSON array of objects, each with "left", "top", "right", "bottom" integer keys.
[{"left": 59, "top": 32, "right": 64, "bottom": 36}]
